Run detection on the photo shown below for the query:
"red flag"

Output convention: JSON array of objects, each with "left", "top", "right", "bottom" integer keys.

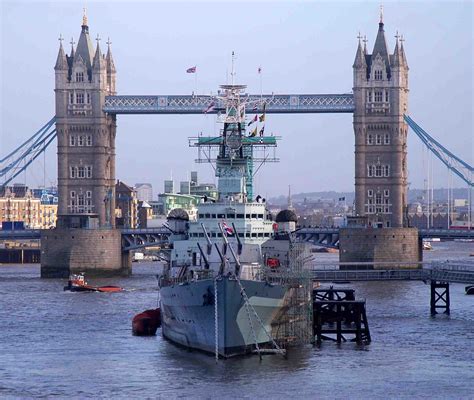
[
  {"left": 247, "top": 114, "right": 257, "bottom": 126},
  {"left": 204, "top": 102, "right": 215, "bottom": 114},
  {"left": 186, "top": 66, "right": 196, "bottom": 73}
]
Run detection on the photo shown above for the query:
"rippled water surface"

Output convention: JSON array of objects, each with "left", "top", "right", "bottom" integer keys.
[{"left": 1, "top": 242, "right": 473, "bottom": 399}]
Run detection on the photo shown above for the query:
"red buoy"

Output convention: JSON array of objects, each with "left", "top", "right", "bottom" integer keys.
[{"left": 132, "top": 308, "right": 161, "bottom": 336}]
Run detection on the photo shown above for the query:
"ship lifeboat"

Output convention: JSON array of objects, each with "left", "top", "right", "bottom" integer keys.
[
  {"left": 465, "top": 285, "right": 474, "bottom": 295},
  {"left": 63, "top": 274, "right": 123, "bottom": 293},
  {"left": 132, "top": 308, "right": 161, "bottom": 336}
]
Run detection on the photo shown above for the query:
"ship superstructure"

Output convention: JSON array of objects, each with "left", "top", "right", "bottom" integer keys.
[{"left": 167, "top": 79, "right": 281, "bottom": 273}]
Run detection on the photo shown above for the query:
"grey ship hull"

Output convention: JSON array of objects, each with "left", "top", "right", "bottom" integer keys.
[{"left": 160, "top": 277, "right": 287, "bottom": 357}]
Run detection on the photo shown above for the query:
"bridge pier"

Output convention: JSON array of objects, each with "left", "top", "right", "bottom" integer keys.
[
  {"left": 430, "top": 281, "right": 450, "bottom": 315},
  {"left": 339, "top": 227, "right": 421, "bottom": 269},
  {"left": 121, "top": 250, "right": 132, "bottom": 272},
  {"left": 41, "top": 228, "right": 130, "bottom": 278}
]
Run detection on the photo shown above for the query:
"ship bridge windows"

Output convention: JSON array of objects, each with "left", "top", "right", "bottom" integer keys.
[
  {"left": 205, "top": 213, "right": 211, "bottom": 218},
  {"left": 237, "top": 213, "right": 244, "bottom": 218},
  {"left": 226, "top": 213, "right": 235, "bottom": 219},
  {"left": 257, "top": 214, "right": 264, "bottom": 219},
  {"left": 246, "top": 213, "right": 251, "bottom": 219},
  {"left": 251, "top": 213, "right": 257, "bottom": 218},
  {"left": 217, "top": 213, "right": 225, "bottom": 218}
]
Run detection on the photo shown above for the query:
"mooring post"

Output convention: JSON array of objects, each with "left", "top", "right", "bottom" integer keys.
[
  {"left": 336, "top": 303, "right": 342, "bottom": 343},
  {"left": 445, "top": 283, "right": 450, "bottom": 315},
  {"left": 430, "top": 281, "right": 450, "bottom": 315},
  {"left": 430, "top": 282, "right": 436, "bottom": 315},
  {"left": 354, "top": 305, "right": 362, "bottom": 344}
]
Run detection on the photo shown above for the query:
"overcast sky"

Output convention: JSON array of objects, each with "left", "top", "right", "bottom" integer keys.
[{"left": 1, "top": 1, "right": 472, "bottom": 198}]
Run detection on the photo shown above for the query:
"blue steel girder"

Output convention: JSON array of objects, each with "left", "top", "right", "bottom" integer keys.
[
  {"left": 103, "top": 94, "right": 355, "bottom": 114},
  {"left": 1, "top": 117, "right": 57, "bottom": 187},
  {"left": 121, "top": 227, "right": 172, "bottom": 251},
  {"left": 404, "top": 114, "right": 473, "bottom": 187},
  {"left": 294, "top": 227, "right": 340, "bottom": 249}
]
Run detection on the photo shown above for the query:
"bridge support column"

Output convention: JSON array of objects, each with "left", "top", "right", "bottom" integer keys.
[
  {"left": 41, "top": 228, "right": 130, "bottom": 278},
  {"left": 430, "top": 281, "right": 450, "bottom": 315},
  {"left": 121, "top": 250, "right": 132, "bottom": 272}
]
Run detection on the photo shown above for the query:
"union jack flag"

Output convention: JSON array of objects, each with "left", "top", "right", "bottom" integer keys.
[{"left": 222, "top": 221, "right": 234, "bottom": 236}]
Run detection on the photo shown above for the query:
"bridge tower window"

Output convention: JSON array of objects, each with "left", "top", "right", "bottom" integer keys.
[
  {"left": 367, "top": 165, "right": 374, "bottom": 177},
  {"left": 374, "top": 91, "right": 383, "bottom": 102},
  {"left": 86, "top": 135, "right": 92, "bottom": 146},
  {"left": 376, "top": 134, "right": 382, "bottom": 145},
  {"left": 375, "top": 165, "right": 382, "bottom": 177},
  {"left": 367, "top": 134, "right": 373, "bottom": 145},
  {"left": 368, "top": 189, "right": 373, "bottom": 197},
  {"left": 70, "top": 166, "right": 77, "bottom": 178},
  {"left": 374, "top": 70, "right": 383, "bottom": 80},
  {"left": 69, "top": 135, "right": 75, "bottom": 146},
  {"left": 86, "top": 166, "right": 92, "bottom": 178},
  {"left": 384, "top": 189, "right": 390, "bottom": 197},
  {"left": 75, "top": 72, "right": 84, "bottom": 82},
  {"left": 78, "top": 136, "right": 84, "bottom": 146},
  {"left": 384, "top": 134, "right": 390, "bottom": 145},
  {"left": 384, "top": 165, "right": 390, "bottom": 177},
  {"left": 69, "top": 93, "right": 74, "bottom": 104},
  {"left": 76, "top": 93, "right": 84, "bottom": 104},
  {"left": 78, "top": 166, "right": 85, "bottom": 179}
]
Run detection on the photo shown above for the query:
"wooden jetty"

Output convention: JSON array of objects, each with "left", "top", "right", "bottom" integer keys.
[{"left": 313, "top": 287, "right": 371, "bottom": 345}]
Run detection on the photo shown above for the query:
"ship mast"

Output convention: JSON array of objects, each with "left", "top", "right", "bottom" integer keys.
[{"left": 189, "top": 58, "right": 280, "bottom": 202}]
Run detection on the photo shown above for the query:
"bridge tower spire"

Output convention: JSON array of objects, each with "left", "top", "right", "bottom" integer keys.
[
  {"left": 352, "top": 14, "right": 409, "bottom": 228},
  {"left": 54, "top": 13, "right": 117, "bottom": 228}
]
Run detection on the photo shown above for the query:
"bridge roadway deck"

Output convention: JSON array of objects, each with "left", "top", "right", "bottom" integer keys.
[
  {"left": 296, "top": 227, "right": 474, "bottom": 240},
  {"left": 1, "top": 226, "right": 472, "bottom": 243}
]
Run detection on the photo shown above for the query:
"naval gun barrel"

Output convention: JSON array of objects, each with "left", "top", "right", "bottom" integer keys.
[{"left": 218, "top": 223, "right": 241, "bottom": 276}]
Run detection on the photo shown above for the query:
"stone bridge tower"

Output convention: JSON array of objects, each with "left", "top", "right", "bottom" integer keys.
[
  {"left": 340, "top": 13, "right": 420, "bottom": 267},
  {"left": 352, "top": 13, "right": 409, "bottom": 228},
  {"left": 54, "top": 11, "right": 117, "bottom": 228},
  {"left": 42, "top": 12, "right": 129, "bottom": 278}
]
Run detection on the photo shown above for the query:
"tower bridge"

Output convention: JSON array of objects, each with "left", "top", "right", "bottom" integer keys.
[{"left": 1, "top": 11, "right": 472, "bottom": 278}]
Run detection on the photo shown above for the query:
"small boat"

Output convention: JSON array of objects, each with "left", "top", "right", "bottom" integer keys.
[
  {"left": 314, "top": 247, "right": 339, "bottom": 253},
  {"left": 422, "top": 242, "right": 433, "bottom": 251},
  {"left": 63, "top": 274, "right": 123, "bottom": 293},
  {"left": 132, "top": 308, "right": 161, "bottom": 336},
  {"left": 465, "top": 286, "right": 474, "bottom": 295}
]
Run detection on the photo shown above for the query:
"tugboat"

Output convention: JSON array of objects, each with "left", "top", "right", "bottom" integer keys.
[
  {"left": 158, "top": 63, "right": 313, "bottom": 358},
  {"left": 64, "top": 273, "right": 123, "bottom": 293}
]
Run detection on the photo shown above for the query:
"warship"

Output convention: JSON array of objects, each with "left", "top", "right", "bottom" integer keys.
[{"left": 158, "top": 67, "right": 313, "bottom": 358}]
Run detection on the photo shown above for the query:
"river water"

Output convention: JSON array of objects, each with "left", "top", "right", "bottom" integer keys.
[{"left": 1, "top": 241, "right": 473, "bottom": 399}]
